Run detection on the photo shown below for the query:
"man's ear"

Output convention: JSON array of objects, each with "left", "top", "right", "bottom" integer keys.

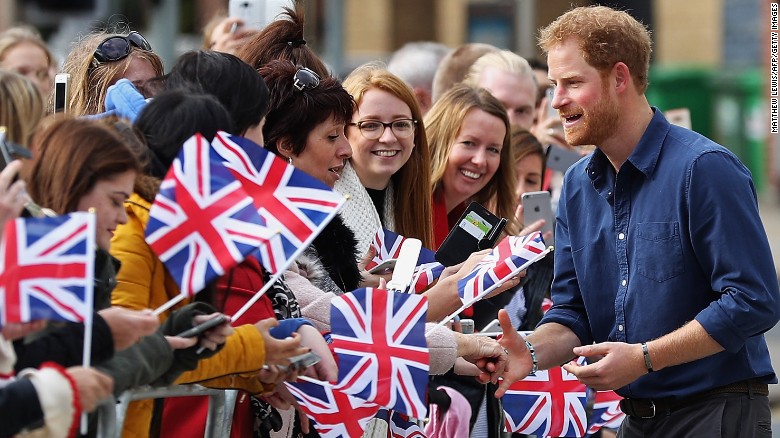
[{"left": 612, "top": 62, "right": 631, "bottom": 94}]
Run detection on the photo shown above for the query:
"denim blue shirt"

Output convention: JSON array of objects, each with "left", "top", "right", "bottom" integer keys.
[{"left": 541, "top": 108, "right": 780, "bottom": 399}]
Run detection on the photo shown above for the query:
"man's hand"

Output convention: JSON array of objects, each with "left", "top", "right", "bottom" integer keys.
[
  {"left": 494, "top": 309, "right": 534, "bottom": 398},
  {"left": 66, "top": 367, "right": 114, "bottom": 413},
  {"left": 97, "top": 307, "right": 159, "bottom": 351},
  {"left": 562, "top": 342, "right": 646, "bottom": 390}
]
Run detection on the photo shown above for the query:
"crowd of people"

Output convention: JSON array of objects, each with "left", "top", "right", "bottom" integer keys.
[{"left": 0, "top": 3, "right": 777, "bottom": 438}]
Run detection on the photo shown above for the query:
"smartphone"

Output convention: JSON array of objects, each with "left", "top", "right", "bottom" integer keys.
[
  {"left": 521, "top": 191, "right": 554, "bottom": 237},
  {"left": 288, "top": 351, "right": 321, "bottom": 370},
  {"left": 229, "top": 0, "right": 289, "bottom": 30},
  {"left": 264, "top": 351, "right": 321, "bottom": 372},
  {"left": 54, "top": 73, "right": 70, "bottom": 114},
  {"left": 0, "top": 128, "right": 32, "bottom": 172},
  {"left": 545, "top": 87, "right": 557, "bottom": 120},
  {"left": 546, "top": 143, "right": 582, "bottom": 172},
  {"left": 175, "top": 314, "right": 229, "bottom": 338},
  {"left": 435, "top": 202, "right": 506, "bottom": 267},
  {"left": 369, "top": 258, "right": 397, "bottom": 275},
  {"left": 480, "top": 318, "right": 502, "bottom": 334}
]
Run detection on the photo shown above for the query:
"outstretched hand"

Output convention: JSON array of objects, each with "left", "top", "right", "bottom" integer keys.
[{"left": 493, "top": 309, "right": 534, "bottom": 398}]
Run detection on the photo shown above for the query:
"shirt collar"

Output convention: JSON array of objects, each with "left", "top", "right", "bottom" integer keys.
[{"left": 585, "top": 107, "right": 671, "bottom": 179}]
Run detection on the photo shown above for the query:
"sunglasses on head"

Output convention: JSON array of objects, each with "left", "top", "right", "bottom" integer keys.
[
  {"left": 292, "top": 67, "right": 320, "bottom": 92},
  {"left": 92, "top": 31, "right": 152, "bottom": 66}
]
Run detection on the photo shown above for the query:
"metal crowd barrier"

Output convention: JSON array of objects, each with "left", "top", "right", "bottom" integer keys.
[{"left": 95, "top": 385, "right": 238, "bottom": 437}]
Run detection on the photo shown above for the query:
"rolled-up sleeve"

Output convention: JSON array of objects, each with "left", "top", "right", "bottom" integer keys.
[{"left": 688, "top": 151, "right": 780, "bottom": 353}]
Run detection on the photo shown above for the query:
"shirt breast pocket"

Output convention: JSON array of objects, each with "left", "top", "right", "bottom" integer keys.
[{"left": 635, "top": 222, "right": 684, "bottom": 282}]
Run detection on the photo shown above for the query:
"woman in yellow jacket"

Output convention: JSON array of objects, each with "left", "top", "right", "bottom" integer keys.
[{"left": 110, "top": 92, "right": 309, "bottom": 438}]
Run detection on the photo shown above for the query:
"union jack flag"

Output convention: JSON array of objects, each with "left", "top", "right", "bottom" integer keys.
[
  {"left": 211, "top": 132, "right": 345, "bottom": 275},
  {"left": 458, "top": 232, "right": 547, "bottom": 305},
  {"left": 0, "top": 213, "right": 95, "bottom": 326},
  {"left": 381, "top": 409, "right": 426, "bottom": 438},
  {"left": 331, "top": 288, "right": 429, "bottom": 419},
  {"left": 586, "top": 390, "right": 625, "bottom": 435},
  {"left": 286, "top": 380, "right": 380, "bottom": 438},
  {"left": 365, "top": 228, "right": 407, "bottom": 271},
  {"left": 502, "top": 356, "right": 588, "bottom": 437},
  {"left": 145, "top": 133, "right": 273, "bottom": 296},
  {"left": 410, "top": 246, "right": 444, "bottom": 294},
  {"left": 367, "top": 228, "right": 444, "bottom": 293}
]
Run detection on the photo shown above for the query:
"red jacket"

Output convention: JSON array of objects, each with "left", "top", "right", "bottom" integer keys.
[{"left": 160, "top": 255, "right": 275, "bottom": 437}]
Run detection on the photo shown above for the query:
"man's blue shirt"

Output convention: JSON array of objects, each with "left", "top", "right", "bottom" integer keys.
[{"left": 541, "top": 109, "right": 780, "bottom": 399}]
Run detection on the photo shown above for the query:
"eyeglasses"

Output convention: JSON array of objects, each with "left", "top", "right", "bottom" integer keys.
[
  {"left": 292, "top": 67, "right": 320, "bottom": 92},
  {"left": 92, "top": 31, "right": 152, "bottom": 66},
  {"left": 348, "top": 119, "right": 417, "bottom": 140}
]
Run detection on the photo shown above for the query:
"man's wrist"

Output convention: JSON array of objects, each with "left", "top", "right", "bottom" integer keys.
[
  {"left": 641, "top": 342, "right": 654, "bottom": 373},
  {"left": 525, "top": 339, "right": 538, "bottom": 375}
]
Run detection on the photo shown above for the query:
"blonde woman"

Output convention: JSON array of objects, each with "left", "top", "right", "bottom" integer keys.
[
  {"left": 61, "top": 29, "right": 163, "bottom": 116},
  {"left": 425, "top": 84, "right": 518, "bottom": 248},
  {"left": 0, "top": 26, "right": 55, "bottom": 98}
]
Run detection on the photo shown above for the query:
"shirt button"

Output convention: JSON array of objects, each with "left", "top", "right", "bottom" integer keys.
[
  {"left": 621, "top": 279, "right": 627, "bottom": 286},
  {"left": 618, "top": 233, "right": 625, "bottom": 240},
  {"left": 618, "top": 324, "right": 624, "bottom": 331}
]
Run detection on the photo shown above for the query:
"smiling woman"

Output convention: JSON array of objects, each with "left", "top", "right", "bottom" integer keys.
[
  {"left": 425, "top": 84, "right": 518, "bottom": 248},
  {"left": 336, "top": 63, "right": 435, "bottom": 253}
]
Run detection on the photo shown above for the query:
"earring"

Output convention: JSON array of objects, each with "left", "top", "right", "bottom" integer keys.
[{"left": 287, "top": 155, "right": 293, "bottom": 164}]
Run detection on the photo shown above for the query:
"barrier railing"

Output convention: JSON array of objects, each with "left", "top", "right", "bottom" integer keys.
[{"left": 95, "top": 385, "right": 238, "bottom": 437}]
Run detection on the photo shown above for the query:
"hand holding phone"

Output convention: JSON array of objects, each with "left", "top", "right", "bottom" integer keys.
[
  {"left": 229, "top": 0, "right": 289, "bottom": 30},
  {"left": 368, "top": 258, "right": 397, "bottom": 275},
  {"left": 435, "top": 202, "right": 507, "bottom": 267},
  {"left": 263, "top": 351, "right": 321, "bottom": 373},
  {"left": 175, "top": 314, "right": 229, "bottom": 338},
  {"left": 521, "top": 191, "right": 554, "bottom": 237}
]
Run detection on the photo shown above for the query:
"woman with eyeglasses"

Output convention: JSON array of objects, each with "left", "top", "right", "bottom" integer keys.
[
  {"left": 335, "top": 63, "right": 435, "bottom": 254},
  {"left": 61, "top": 29, "right": 163, "bottom": 116},
  {"left": 259, "top": 61, "right": 521, "bottom": 416}
]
